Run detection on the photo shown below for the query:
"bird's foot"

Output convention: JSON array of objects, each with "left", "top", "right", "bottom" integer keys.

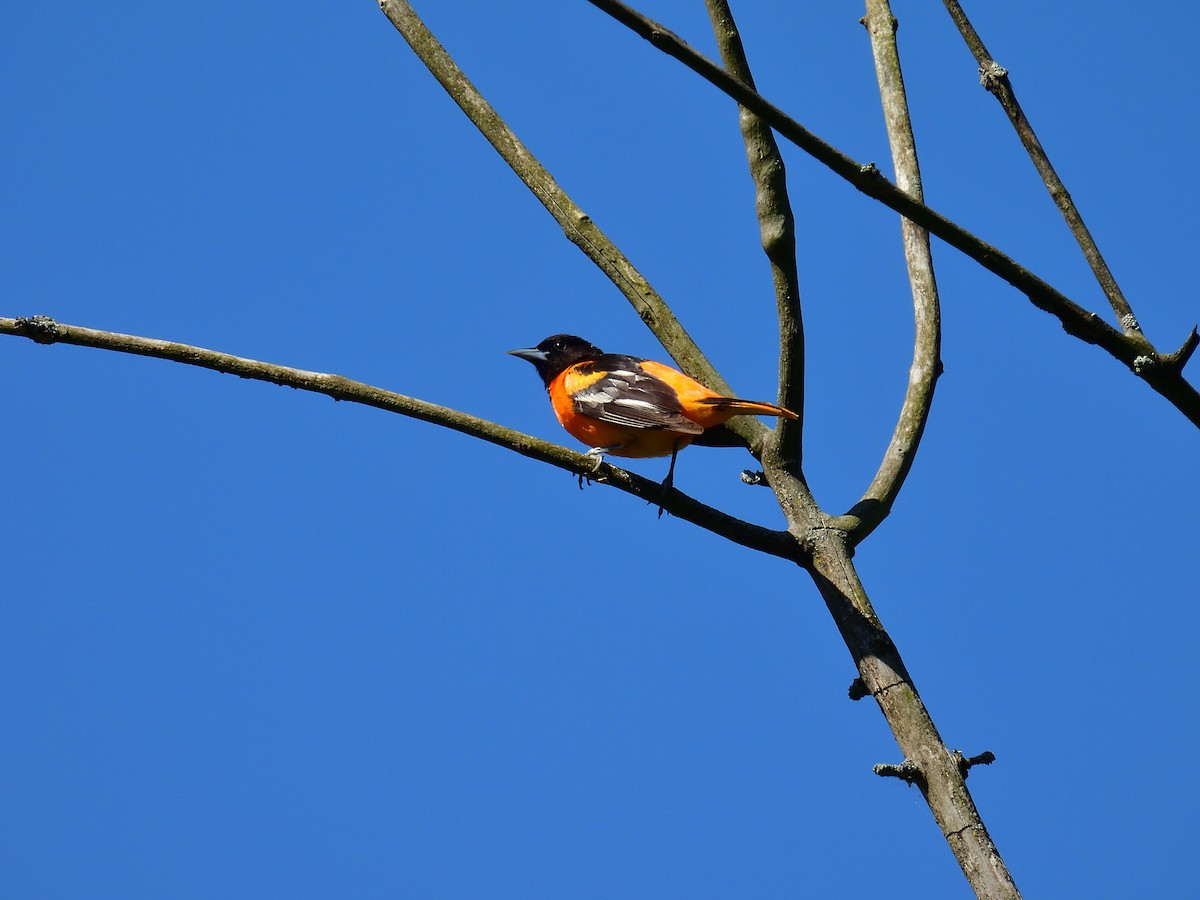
[{"left": 578, "top": 446, "right": 614, "bottom": 489}]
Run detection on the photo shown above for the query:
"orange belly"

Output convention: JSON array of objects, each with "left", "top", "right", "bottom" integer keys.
[{"left": 556, "top": 414, "right": 695, "bottom": 458}]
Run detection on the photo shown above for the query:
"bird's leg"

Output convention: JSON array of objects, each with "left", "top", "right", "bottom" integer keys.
[
  {"left": 656, "top": 442, "right": 681, "bottom": 518},
  {"left": 579, "top": 445, "right": 620, "bottom": 489}
]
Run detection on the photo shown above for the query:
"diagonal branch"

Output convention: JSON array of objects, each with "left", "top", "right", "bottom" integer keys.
[
  {"left": 703, "top": 0, "right": 805, "bottom": 470},
  {"left": 940, "top": 0, "right": 1139, "bottom": 336},
  {"left": 800, "top": 514, "right": 1022, "bottom": 900},
  {"left": 377, "top": 0, "right": 769, "bottom": 448},
  {"left": 0, "top": 315, "right": 802, "bottom": 562},
  {"left": 845, "top": 2, "right": 943, "bottom": 545},
  {"left": 584, "top": 0, "right": 1200, "bottom": 430}
]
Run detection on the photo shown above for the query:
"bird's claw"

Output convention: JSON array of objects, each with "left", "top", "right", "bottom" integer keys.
[{"left": 578, "top": 447, "right": 609, "bottom": 489}]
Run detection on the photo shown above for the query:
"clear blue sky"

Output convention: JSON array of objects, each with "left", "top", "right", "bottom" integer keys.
[{"left": 3, "top": 2, "right": 1196, "bottom": 897}]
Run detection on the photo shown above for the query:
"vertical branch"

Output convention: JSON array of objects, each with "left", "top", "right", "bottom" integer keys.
[
  {"left": 846, "top": 2, "right": 942, "bottom": 542},
  {"left": 940, "top": 0, "right": 1142, "bottom": 338},
  {"left": 847, "top": 7, "right": 1015, "bottom": 896},
  {"left": 703, "top": 0, "right": 805, "bottom": 470}
]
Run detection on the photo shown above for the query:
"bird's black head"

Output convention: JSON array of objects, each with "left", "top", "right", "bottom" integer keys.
[{"left": 507, "top": 334, "right": 604, "bottom": 387}]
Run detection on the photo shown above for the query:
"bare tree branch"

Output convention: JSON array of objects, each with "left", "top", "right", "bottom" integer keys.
[
  {"left": 846, "top": 3, "right": 942, "bottom": 545},
  {"left": 584, "top": 0, "right": 1200, "bottom": 429},
  {"left": 703, "top": 0, "right": 805, "bottom": 470},
  {"left": 0, "top": 315, "right": 802, "bottom": 562},
  {"left": 940, "top": 0, "right": 1141, "bottom": 337},
  {"left": 376, "top": 0, "right": 772, "bottom": 449},
  {"left": 802, "top": 532, "right": 1021, "bottom": 900}
]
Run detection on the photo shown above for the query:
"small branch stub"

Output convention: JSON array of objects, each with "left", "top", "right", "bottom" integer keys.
[
  {"left": 848, "top": 678, "right": 869, "bottom": 701},
  {"left": 1163, "top": 326, "right": 1200, "bottom": 372},
  {"left": 955, "top": 749, "right": 997, "bottom": 778},
  {"left": 874, "top": 758, "right": 923, "bottom": 786}
]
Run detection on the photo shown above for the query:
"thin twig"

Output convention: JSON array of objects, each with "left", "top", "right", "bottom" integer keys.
[
  {"left": 846, "top": 2, "right": 942, "bottom": 544},
  {"left": 376, "top": 0, "right": 769, "bottom": 449},
  {"left": 584, "top": 0, "right": 1200, "bottom": 429},
  {"left": 703, "top": 0, "right": 805, "bottom": 470},
  {"left": 0, "top": 315, "right": 804, "bottom": 562},
  {"left": 940, "top": 0, "right": 1140, "bottom": 336}
]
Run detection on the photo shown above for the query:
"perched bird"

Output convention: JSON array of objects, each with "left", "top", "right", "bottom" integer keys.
[{"left": 508, "top": 334, "right": 797, "bottom": 508}]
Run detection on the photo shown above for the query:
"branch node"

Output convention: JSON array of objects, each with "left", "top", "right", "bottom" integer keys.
[
  {"left": 799, "top": 525, "right": 854, "bottom": 560},
  {"left": 978, "top": 60, "right": 1008, "bottom": 94},
  {"left": 15, "top": 315, "right": 61, "bottom": 344},
  {"left": 1132, "top": 354, "right": 1156, "bottom": 375},
  {"left": 859, "top": 162, "right": 881, "bottom": 178},
  {"left": 954, "top": 749, "right": 997, "bottom": 778},
  {"left": 858, "top": 13, "right": 898, "bottom": 32},
  {"left": 740, "top": 469, "right": 768, "bottom": 486},
  {"left": 873, "top": 758, "right": 923, "bottom": 786},
  {"left": 848, "top": 678, "right": 869, "bottom": 701},
  {"left": 647, "top": 27, "right": 679, "bottom": 50}
]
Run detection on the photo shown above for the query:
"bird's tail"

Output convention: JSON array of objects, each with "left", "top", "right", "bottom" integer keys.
[{"left": 698, "top": 397, "right": 799, "bottom": 420}]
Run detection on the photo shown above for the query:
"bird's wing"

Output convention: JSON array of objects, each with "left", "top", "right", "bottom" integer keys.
[{"left": 562, "top": 355, "right": 704, "bottom": 434}]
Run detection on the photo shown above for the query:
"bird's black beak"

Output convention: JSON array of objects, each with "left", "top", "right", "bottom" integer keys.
[{"left": 507, "top": 347, "right": 548, "bottom": 363}]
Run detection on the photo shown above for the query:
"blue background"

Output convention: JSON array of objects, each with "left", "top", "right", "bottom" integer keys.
[{"left": 3, "top": 2, "right": 1196, "bottom": 897}]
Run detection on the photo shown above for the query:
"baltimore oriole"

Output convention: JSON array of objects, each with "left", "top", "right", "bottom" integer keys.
[{"left": 509, "top": 334, "right": 797, "bottom": 507}]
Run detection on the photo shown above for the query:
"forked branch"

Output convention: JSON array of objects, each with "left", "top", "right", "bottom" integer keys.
[{"left": 584, "top": 0, "right": 1200, "bottom": 429}]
